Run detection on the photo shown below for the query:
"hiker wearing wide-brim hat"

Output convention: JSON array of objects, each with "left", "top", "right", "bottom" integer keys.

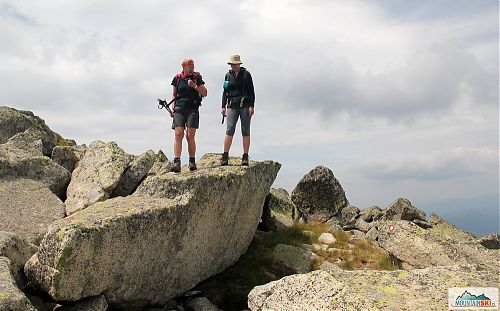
[
  {"left": 221, "top": 54, "right": 255, "bottom": 166},
  {"left": 170, "top": 58, "right": 207, "bottom": 173}
]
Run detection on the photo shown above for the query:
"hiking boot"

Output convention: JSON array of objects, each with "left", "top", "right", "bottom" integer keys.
[
  {"left": 221, "top": 152, "right": 229, "bottom": 166},
  {"left": 171, "top": 158, "right": 181, "bottom": 173},
  {"left": 241, "top": 153, "right": 249, "bottom": 166},
  {"left": 188, "top": 158, "right": 197, "bottom": 171}
]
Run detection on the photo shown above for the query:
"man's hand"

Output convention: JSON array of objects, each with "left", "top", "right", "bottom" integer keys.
[
  {"left": 188, "top": 79, "right": 197, "bottom": 88},
  {"left": 221, "top": 107, "right": 226, "bottom": 116},
  {"left": 248, "top": 106, "right": 254, "bottom": 117}
]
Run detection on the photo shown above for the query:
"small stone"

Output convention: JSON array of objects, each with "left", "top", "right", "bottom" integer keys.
[
  {"left": 318, "top": 233, "right": 337, "bottom": 245},
  {"left": 328, "top": 224, "right": 344, "bottom": 234}
]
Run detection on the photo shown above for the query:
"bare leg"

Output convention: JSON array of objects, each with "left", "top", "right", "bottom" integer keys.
[
  {"left": 243, "top": 135, "right": 250, "bottom": 154},
  {"left": 224, "top": 135, "right": 234, "bottom": 153},
  {"left": 174, "top": 127, "right": 184, "bottom": 158},
  {"left": 186, "top": 128, "right": 196, "bottom": 157}
]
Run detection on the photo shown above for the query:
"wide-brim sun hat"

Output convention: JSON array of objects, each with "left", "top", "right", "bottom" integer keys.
[{"left": 228, "top": 54, "right": 243, "bottom": 65}]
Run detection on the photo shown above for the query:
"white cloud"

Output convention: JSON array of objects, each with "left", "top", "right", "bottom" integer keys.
[{"left": 357, "top": 147, "right": 498, "bottom": 180}]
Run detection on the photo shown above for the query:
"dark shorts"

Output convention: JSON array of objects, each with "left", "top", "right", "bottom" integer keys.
[
  {"left": 172, "top": 108, "right": 199, "bottom": 129},
  {"left": 226, "top": 107, "right": 251, "bottom": 136}
]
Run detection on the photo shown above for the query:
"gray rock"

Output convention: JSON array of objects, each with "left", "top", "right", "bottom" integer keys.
[
  {"left": 365, "top": 226, "right": 379, "bottom": 242},
  {"left": 291, "top": 166, "right": 348, "bottom": 222},
  {"left": 266, "top": 188, "right": 296, "bottom": 216},
  {"left": 112, "top": 150, "right": 163, "bottom": 197},
  {"left": 0, "top": 231, "right": 38, "bottom": 270},
  {"left": 376, "top": 219, "right": 499, "bottom": 270},
  {"left": 248, "top": 264, "right": 499, "bottom": 311},
  {"left": 260, "top": 188, "right": 296, "bottom": 231},
  {"left": 328, "top": 224, "right": 344, "bottom": 234},
  {"left": 413, "top": 218, "right": 433, "bottom": 229},
  {"left": 184, "top": 297, "right": 220, "bottom": 311},
  {"left": 359, "top": 205, "right": 383, "bottom": 222},
  {"left": 327, "top": 204, "right": 360, "bottom": 226},
  {"left": 349, "top": 230, "right": 366, "bottom": 240},
  {"left": 0, "top": 257, "right": 37, "bottom": 311},
  {"left": 271, "top": 244, "right": 318, "bottom": 274},
  {"left": 319, "top": 261, "right": 341, "bottom": 271},
  {"left": 382, "top": 197, "right": 426, "bottom": 221},
  {"left": 65, "top": 141, "right": 131, "bottom": 215},
  {"left": 54, "top": 295, "right": 108, "bottom": 311},
  {"left": 25, "top": 156, "right": 280, "bottom": 307},
  {"left": 477, "top": 233, "right": 500, "bottom": 250},
  {"left": 4, "top": 128, "right": 45, "bottom": 156},
  {"left": 0, "top": 179, "right": 65, "bottom": 245},
  {"left": 0, "top": 106, "right": 65, "bottom": 156},
  {"left": 0, "top": 143, "right": 71, "bottom": 198},
  {"left": 51, "top": 145, "right": 87, "bottom": 173},
  {"left": 318, "top": 233, "right": 336, "bottom": 245},
  {"left": 156, "top": 149, "right": 168, "bottom": 162},
  {"left": 354, "top": 217, "right": 373, "bottom": 233},
  {"left": 146, "top": 161, "right": 174, "bottom": 177}
]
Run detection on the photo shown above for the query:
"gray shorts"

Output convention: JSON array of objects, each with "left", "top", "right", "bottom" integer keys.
[
  {"left": 172, "top": 108, "right": 199, "bottom": 129},
  {"left": 226, "top": 107, "right": 251, "bottom": 136}
]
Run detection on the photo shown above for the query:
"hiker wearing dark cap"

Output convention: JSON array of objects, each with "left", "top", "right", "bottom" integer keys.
[
  {"left": 170, "top": 58, "right": 207, "bottom": 173},
  {"left": 220, "top": 54, "right": 255, "bottom": 166}
]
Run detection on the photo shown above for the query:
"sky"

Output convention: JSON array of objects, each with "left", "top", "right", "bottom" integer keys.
[{"left": 1, "top": 0, "right": 498, "bottom": 236}]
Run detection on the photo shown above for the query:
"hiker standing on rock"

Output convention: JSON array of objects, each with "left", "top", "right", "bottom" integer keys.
[
  {"left": 220, "top": 54, "right": 255, "bottom": 166},
  {"left": 170, "top": 58, "right": 207, "bottom": 172}
]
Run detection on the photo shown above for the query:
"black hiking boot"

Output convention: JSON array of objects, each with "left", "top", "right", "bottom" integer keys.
[
  {"left": 221, "top": 152, "right": 229, "bottom": 166},
  {"left": 188, "top": 157, "right": 197, "bottom": 171},
  {"left": 241, "top": 153, "right": 249, "bottom": 166},
  {"left": 171, "top": 158, "right": 181, "bottom": 173}
]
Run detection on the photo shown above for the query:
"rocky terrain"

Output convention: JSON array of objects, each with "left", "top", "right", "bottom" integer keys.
[{"left": 1, "top": 105, "right": 498, "bottom": 311}]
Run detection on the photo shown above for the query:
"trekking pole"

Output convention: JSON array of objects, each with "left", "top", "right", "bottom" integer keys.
[{"left": 157, "top": 97, "right": 177, "bottom": 117}]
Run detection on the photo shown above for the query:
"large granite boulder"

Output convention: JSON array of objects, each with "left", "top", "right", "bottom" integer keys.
[
  {"left": 51, "top": 145, "right": 88, "bottom": 173},
  {"left": 111, "top": 150, "right": 165, "bottom": 197},
  {"left": 0, "top": 257, "right": 37, "bottom": 311},
  {"left": 260, "top": 188, "right": 296, "bottom": 231},
  {"left": 291, "top": 166, "right": 348, "bottom": 222},
  {"left": 0, "top": 142, "right": 71, "bottom": 198},
  {"left": 373, "top": 217, "right": 499, "bottom": 270},
  {"left": 65, "top": 141, "right": 131, "bottom": 215},
  {"left": 0, "top": 106, "right": 65, "bottom": 156},
  {"left": 25, "top": 156, "right": 280, "bottom": 308},
  {"left": 382, "top": 197, "right": 426, "bottom": 222},
  {"left": 0, "top": 179, "right": 65, "bottom": 245},
  {"left": 248, "top": 264, "right": 498, "bottom": 310}
]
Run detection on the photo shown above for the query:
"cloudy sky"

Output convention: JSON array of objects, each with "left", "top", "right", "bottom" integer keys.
[{"left": 1, "top": 1, "right": 498, "bottom": 235}]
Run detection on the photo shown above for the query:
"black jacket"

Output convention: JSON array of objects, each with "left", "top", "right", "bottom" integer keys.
[{"left": 222, "top": 67, "right": 255, "bottom": 108}]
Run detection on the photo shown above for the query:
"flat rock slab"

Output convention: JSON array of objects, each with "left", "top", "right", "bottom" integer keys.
[
  {"left": 248, "top": 265, "right": 498, "bottom": 311},
  {"left": 375, "top": 219, "right": 499, "bottom": 270},
  {"left": 0, "top": 144, "right": 70, "bottom": 197},
  {"left": 0, "top": 179, "right": 65, "bottom": 245},
  {"left": 65, "top": 141, "right": 131, "bottom": 215},
  {"left": 25, "top": 159, "right": 280, "bottom": 308},
  {"left": 0, "top": 257, "right": 37, "bottom": 311}
]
